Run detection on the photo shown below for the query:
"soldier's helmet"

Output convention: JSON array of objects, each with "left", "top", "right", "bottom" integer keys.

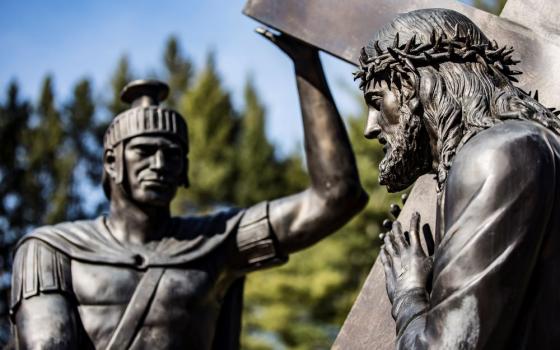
[{"left": 102, "top": 79, "right": 189, "bottom": 198}]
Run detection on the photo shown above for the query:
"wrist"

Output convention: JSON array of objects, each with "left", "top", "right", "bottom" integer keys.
[
  {"left": 391, "top": 287, "right": 427, "bottom": 317},
  {"left": 391, "top": 287, "right": 429, "bottom": 335},
  {"left": 400, "top": 278, "right": 429, "bottom": 291}
]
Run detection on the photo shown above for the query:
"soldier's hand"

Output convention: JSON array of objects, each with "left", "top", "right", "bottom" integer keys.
[{"left": 256, "top": 27, "right": 318, "bottom": 63}]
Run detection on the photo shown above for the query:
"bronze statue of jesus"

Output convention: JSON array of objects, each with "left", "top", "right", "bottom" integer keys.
[{"left": 357, "top": 8, "right": 560, "bottom": 349}]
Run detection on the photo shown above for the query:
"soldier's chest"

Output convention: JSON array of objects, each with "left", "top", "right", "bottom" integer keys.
[
  {"left": 72, "top": 260, "right": 221, "bottom": 307},
  {"left": 72, "top": 260, "right": 226, "bottom": 348}
]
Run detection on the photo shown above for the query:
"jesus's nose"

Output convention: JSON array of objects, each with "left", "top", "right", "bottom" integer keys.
[{"left": 364, "top": 108, "right": 382, "bottom": 139}]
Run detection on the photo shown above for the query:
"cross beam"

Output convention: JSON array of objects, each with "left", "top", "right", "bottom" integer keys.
[
  {"left": 243, "top": 0, "right": 560, "bottom": 348},
  {"left": 244, "top": 0, "right": 560, "bottom": 107}
]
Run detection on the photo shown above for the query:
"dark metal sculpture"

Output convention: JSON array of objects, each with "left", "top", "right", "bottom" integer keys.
[
  {"left": 9, "top": 33, "right": 368, "bottom": 348},
  {"left": 356, "top": 8, "right": 560, "bottom": 349}
]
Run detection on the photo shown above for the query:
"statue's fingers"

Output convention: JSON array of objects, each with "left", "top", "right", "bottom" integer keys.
[
  {"left": 255, "top": 27, "right": 278, "bottom": 43},
  {"left": 423, "top": 224, "right": 435, "bottom": 256},
  {"left": 409, "top": 212, "right": 422, "bottom": 252},
  {"left": 401, "top": 193, "right": 408, "bottom": 205},
  {"left": 382, "top": 219, "right": 393, "bottom": 230},
  {"left": 391, "top": 220, "right": 403, "bottom": 236},
  {"left": 380, "top": 246, "right": 392, "bottom": 266},
  {"left": 390, "top": 203, "right": 401, "bottom": 219},
  {"left": 383, "top": 233, "right": 399, "bottom": 257},
  {"left": 380, "top": 248, "right": 395, "bottom": 279},
  {"left": 392, "top": 221, "right": 408, "bottom": 249}
]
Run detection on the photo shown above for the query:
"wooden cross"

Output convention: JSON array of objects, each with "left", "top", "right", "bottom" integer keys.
[{"left": 244, "top": 0, "right": 560, "bottom": 348}]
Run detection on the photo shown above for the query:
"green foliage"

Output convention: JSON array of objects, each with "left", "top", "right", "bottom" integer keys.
[
  {"left": 0, "top": 76, "right": 100, "bottom": 344},
  {"left": 29, "top": 76, "right": 75, "bottom": 224},
  {"left": 234, "top": 79, "right": 307, "bottom": 207},
  {"left": 0, "top": 82, "right": 33, "bottom": 345},
  {"left": 0, "top": 82, "right": 35, "bottom": 232},
  {"left": 172, "top": 53, "right": 239, "bottom": 210},
  {"left": 163, "top": 36, "right": 193, "bottom": 109},
  {"left": 472, "top": 0, "right": 507, "bottom": 14},
  {"left": 108, "top": 55, "right": 133, "bottom": 116},
  {"left": 66, "top": 79, "right": 101, "bottom": 193},
  {"left": 234, "top": 79, "right": 278, "bottom": 206}
]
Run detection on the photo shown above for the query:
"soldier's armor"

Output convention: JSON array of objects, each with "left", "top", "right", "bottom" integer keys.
[{"left": 10, "top": 202, "right": 286, "bottom": 349}]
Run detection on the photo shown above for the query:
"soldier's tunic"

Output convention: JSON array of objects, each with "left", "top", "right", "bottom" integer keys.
[{"left": 10, "top": 202, "right": 284, "bottom": 350}]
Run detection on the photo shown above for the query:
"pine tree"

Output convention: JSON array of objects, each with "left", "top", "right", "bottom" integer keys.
[
  {"left": 234, "top": 79, "right": 291, "bottom": 206},
  {"left": 163, "top": 36, "right": 193, "bottom": 110},
  {"left": 0, "top": 82, "right": 33, "bottom": 230},
  {"left": 65, "top": 79, "right": 100, "bottom": 217},
  {"left": 108, "top": 55, "right": 133, "bottom": 117},
  {"left": 172, "top": 53, "right": 239, "bottom": 211},
  {"left": 27, "top": 76, "right": 73, "bottom": 224},
  {"left": 0, "top": 81, "right": 33, "bottom": 344}
]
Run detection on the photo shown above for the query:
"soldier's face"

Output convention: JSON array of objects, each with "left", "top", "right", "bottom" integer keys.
[
  {"left": 363, "top": 82, "right": 431, "bottom": 192},
  {"left": 123, "top": 135, "right": 185, "bottom": 206}
]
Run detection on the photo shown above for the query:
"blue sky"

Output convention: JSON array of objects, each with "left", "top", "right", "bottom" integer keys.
[{"left": 0, "top": 0, "right": 360, "bottom": 155}]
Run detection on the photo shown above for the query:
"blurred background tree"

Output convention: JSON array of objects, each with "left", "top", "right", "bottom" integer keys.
[
  {"left": 474, "top": 0, "right": 507, "bottom": 13},
  {"left": 0, "top": 0, "right": 508, "bottom": 347}
]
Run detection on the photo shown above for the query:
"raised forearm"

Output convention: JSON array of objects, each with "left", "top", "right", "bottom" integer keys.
[
  {"left": 262, "top": 30, "right": 367, "bottom": 254},
  {"left": 294, "top": 54, "right": 363, "bottom": 201}
]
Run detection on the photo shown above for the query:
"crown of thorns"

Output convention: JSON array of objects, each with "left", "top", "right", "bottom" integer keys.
[{"left": 354, "top": 25, "right": 522, "bottom": 91}]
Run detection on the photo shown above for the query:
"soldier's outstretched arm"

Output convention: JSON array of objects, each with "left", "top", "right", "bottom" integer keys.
[{"left": 258, "top": 28, "right": 368, "bottom": 255}]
